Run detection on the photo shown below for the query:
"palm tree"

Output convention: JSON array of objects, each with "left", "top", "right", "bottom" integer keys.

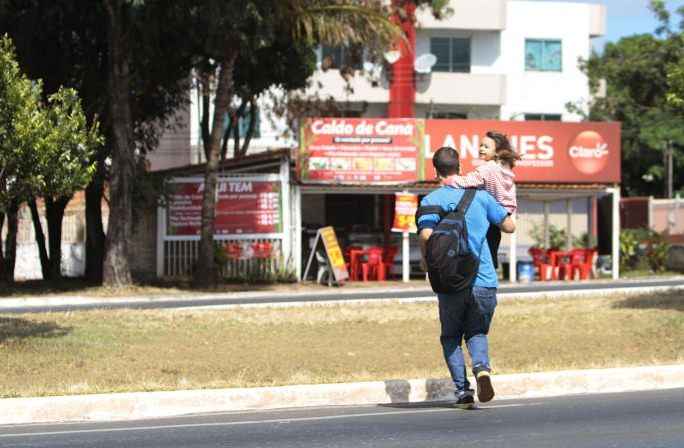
[{"left": 193, "top": 0, "right": 449, "bottom": 287}]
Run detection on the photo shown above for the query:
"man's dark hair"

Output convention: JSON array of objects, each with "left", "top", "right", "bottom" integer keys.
[{"left": 433, "top": 146, "right": 460, "bottom": 177}]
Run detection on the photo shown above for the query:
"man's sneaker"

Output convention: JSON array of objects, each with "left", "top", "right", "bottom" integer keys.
[
  {"left": 474, "top": 368, "right": 495, "bottom": 403},
  {"left": 453, "top": 390, "right": 475, "bottom": 409}
]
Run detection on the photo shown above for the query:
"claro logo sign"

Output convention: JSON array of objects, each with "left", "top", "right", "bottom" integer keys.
[{"left": 568, "top": 130, "right": 609, "bottom": 175}]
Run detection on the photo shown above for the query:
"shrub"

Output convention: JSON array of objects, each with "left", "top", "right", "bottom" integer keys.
[
  {"left": 620, "top": 228, "right": 670, "bottom": 272},
  {"left": 530, "top": 223, "right": 567, "bottom": 250}
]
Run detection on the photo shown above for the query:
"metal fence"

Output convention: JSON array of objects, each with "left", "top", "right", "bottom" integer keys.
[{"left": 162, "top": 238, "right": 284, "bottom": 279}]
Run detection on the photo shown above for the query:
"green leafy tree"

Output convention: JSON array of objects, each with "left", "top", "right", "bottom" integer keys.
[
  {"left": 186, "top": 0, "right": 403, "bottom": 287},
  {"left": 0, "top": 35, "right": 44, "bottom": 283},
  {"left": 28, "top": 88, "right": 102, "bottom": 281},
  {"left": 579, "top": 1, "right": 684, "bottom": 197},
  {"left": 0, "top": 0, "right": 193, "bottom": 285},
  {"left": 189, "top": 0, "right": 448, "bottom": 287}
]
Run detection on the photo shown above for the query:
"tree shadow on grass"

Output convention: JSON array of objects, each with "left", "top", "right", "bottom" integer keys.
[
  {"left": 611, "top": 291, "right": 684, "bottom": 312},
  {"left": 0, "top": 317, "right": 71, "bottom": 343}
]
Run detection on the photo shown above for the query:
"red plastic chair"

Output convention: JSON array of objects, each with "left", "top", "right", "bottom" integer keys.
[
  {"left": 571, "top": 249, "right": 597, "bottom": 280},
  {"left": 361, "top": 247, "right": 386, "bottom": 281},
  {"left": 529, "top": 247, "right": 552, "bottom": 281},
  {"left": 382, "top": 246, "right": 399, "bottom": 278},
  {"left": 345, "top": 246, "right": 364, "bottom": 281},
  {"left": 553, "top": 251, "right": 574, "bottom": 281}
]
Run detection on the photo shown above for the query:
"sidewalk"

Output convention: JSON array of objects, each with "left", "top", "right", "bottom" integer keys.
[
  {"left": 1, "top": 276, "right": 683, "bottom": 313},
  {"left": 3, "top": 365, "right": 684, "bottom": 425}
]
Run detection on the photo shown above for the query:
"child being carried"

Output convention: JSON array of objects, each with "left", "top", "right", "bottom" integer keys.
[{"left": 442, "top": 131, "right": 518, "bottom": 268}]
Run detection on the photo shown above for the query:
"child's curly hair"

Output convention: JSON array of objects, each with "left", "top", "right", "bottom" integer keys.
[{"left": 486, "top": 131, "right": 520, "bottom": 168}]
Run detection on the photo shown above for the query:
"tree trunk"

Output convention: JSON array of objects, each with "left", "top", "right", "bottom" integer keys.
[
  {"left": 0, "top": 213, "right": 6, "bottom": 284},
  {"left": 238, "top": 97, "right": 258, "bottom": 158},
  {"left": 28, "top": 198, "right": 50, "bottom": 279},
  {"left": 221, "top": 100, "right": 247, "bottom": 160},
  {"left": 46, "top": 196, "right": 70, "bottom": 280},
  {"left": 3, "top": 201, "right": 19, "bottom": 284},
  {"left": 232, "top": 108, "right": 240, "bottom": 158},
  {"left": 220, "top": 116, "right": 235, "bottom": 161},
  {"left": 193, "top": 49, "right": 238, "bottom": 288},
  {"left": 200, "top": 72, "right": 212, "bottom": 161},
  {"left": 103, "top": 0, "right": 135, "bottom": 287},
  {"left": 85, "top": 157, "right": 106, "bottom": 284}
]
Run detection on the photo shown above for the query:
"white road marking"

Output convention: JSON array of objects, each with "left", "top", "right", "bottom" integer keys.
[{"left": 0, "top": 403, "right": 538, "bottom": 438}]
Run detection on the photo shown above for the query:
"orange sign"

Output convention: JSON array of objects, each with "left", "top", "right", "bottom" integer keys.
[
  {"left": 423, "top": 120, "right": 621, "bottom": 184},
  {"left": 298, "top": 118, "right": 425, "bottom": 184},
  {"left": 392, "top": 193, "right": 418, "bottom": 233},
  {"left": 320, "top": 226, "right": 349, "bottom": 282},
  {"left": 298, "top": 119, "right": 621, "bottom": 185}
]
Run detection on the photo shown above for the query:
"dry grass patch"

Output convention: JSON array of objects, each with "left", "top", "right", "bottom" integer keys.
[{"left": 1, "top": 290, "right": 683, "bottom": 398}]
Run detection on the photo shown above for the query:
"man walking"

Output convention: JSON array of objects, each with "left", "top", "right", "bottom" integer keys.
[{"left": 417, "top": 146, "right": 515, "bottom": 408}]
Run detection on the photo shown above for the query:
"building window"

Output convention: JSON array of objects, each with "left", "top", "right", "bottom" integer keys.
[
  {"left": 524, "top": 113, "right": 562, "bottom": 121},
  {"left": 525, "top": 39, "right": 562, "bottom": 72},
  {"left": 430, "top": 37, "right": 471, "bottom": 73},
  {"left": 321, "top": 46, "right": 362, "bottom": 70},
  {"left": 432, "top": 112, "right": 467, "bottom": 119}
]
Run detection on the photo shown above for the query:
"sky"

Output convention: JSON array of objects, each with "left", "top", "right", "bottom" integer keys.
[{"left": 534, "top": 0, "right": 684, "bottom": 52}]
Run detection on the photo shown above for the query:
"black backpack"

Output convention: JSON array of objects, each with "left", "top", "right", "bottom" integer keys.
[{"left": 415, "top": 189, "right": 479, "bottom": 294}]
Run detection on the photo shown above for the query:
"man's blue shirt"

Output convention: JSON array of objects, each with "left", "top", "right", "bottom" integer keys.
[{"left": 417, "top": 186, "right": 508, "bottom": 288}]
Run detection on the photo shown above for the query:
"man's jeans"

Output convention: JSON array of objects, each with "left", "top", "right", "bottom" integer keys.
[{"left": 437, "top": 286, "right": 497, "bottom": 393}]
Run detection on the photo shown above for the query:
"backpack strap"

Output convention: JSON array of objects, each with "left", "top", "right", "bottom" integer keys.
[
  {"left": 455, "top": 189, "right": 477, "bottom": 216},
  {"left": 415, "top": 205, "right": 446, "bottom": 221}
]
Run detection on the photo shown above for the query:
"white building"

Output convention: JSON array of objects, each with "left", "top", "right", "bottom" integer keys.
[{"left": 149, "top": 0, "right": 606, "bottom": 172}]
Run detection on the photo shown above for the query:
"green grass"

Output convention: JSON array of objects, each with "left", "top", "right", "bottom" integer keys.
[{"left": 1, "top": 290, "right": 683, "bottom": 398}]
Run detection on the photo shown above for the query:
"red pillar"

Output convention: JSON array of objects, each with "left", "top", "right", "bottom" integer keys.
[{"left": 388, "top": 1, "right": 416, "bottom": 118}]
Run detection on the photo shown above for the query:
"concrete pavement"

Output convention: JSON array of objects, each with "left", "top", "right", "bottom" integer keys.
[
  {"left": 2, "top": 365, "right": 684, "bottom": 425},
  {"left": 1, "top": 276, "right": 683, "bottom": 314}
]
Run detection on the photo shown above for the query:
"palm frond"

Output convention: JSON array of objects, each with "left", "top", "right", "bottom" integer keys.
[{"left": 284, "top": 1, "right": 401, "bottom": 51}]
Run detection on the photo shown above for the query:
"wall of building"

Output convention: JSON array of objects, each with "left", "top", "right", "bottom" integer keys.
[
  {"left": 1, "top": 191, "right": 158, "bottom": 282},
  {"left": 147, "top": 105, "right": 193, "bottom": 171},
  {"left": 500, "top": 197, "right": 591, "bottom": 261},
  {"left": 500, "top": 1, "right": 593, "bottom": 121}
]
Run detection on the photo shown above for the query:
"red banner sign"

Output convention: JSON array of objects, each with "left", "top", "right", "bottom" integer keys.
[
  {"left": 166, "top": 179, "right": 282, "bottom": 236},
  {"left": 298, "top": 119, "right": 621, "bottom": 185},
  {"left": 392, "top": 193, "right": 418, "bottom": 233},
  {"left": 423, "top": 120, "right": 621, "bottom": 184},
  {"left": 298, "top": 118, "right": 425, "bottom": 184}
]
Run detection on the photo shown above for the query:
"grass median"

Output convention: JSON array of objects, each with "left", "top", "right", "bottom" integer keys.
[{"left": 1, "top": 290, "right": 683, "bottom": 398}]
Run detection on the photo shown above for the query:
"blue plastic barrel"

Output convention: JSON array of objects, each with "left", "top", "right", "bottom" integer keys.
[{"left": 517, "top": 261, "right": 534, "bottom": 283}]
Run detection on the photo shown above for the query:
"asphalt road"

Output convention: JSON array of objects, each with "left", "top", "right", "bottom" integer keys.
[
  {"left": 1, "top": 277, "right": 683, "bottom": 314},
  {"left": 2, "top": 389, "right": 683, "bottom": 447}
]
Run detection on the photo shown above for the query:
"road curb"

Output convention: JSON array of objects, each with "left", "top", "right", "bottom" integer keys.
[{"left": 3, "top": 365, "right": 684, "bottom": 425}]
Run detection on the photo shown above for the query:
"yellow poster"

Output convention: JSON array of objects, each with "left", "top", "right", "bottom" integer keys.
[{"left": 320, "top": 226, "right": 349, "bottom": 282}]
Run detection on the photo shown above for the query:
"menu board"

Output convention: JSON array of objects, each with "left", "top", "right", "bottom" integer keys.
[
  {"left": 298, "top": 118, "right": 425, "bottom": 184},
  {"left": 166, "top": 178, "right": 282, "bottom": 236}
]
